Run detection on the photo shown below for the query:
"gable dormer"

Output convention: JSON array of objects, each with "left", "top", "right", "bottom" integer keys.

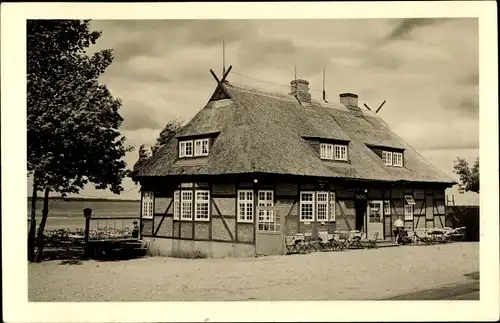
[
  {"left": 177, "top": 132, "right": 220, "bottom": 159},
  {"left": 366, "top": 144, "right": 405, "bottom": 167},
  {"left": 302, "top": 136, "right": 350, "bottom": 162}
]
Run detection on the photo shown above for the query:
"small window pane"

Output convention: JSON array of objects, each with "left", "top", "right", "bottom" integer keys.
[
  {"left": 334, "top": 145, "right": 347, "bottom": 161},
  {"left": 382, "top": 151, "right": 393, "bottom": 165}
]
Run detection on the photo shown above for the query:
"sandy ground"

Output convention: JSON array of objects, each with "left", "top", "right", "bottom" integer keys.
[{"left": 28, "top": 242, "right": 479, "bottom": 301}]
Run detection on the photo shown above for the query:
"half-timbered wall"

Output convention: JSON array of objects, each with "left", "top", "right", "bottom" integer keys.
[{"left": 140, "top": 179, "right": 447, "bottom": 244}]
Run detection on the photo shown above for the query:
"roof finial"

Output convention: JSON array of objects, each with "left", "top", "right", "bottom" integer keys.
[
  {"left": 322, "top": 66, "right": 328, "bottom": 103},
  {"left": 222, "top": 40, "right": 226, "bottom": 76},
  {"left": 376, "top": 100, "right": 386, "bottom": 114}
]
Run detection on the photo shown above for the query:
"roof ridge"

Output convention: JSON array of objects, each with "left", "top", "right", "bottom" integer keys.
[{"left": 226, "top": 82, "right": 298, "bottom": 103}]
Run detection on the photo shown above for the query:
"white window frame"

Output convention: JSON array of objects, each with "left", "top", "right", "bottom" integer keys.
[
  {"left": 257, "top": 190, "right": 274, "bottom": 223},
  {"left": 329, "top": 192, "right": 336, "bottom": 222},
  {"left": 194, "top": 139, "right": 210, "bottom": 157},
  {"left": 384, "top": 200, "right": 391, "bottom": 215},
  {"left": 404, "top": 195, "right": 416, "bottom": 205},
  {"left": 179, "top": 140, "right": 193, "bottom": 158},
  {"left": 320, "top": 143, "right": 328, "bottom": 159},
  {"left": 300, "top": 191, "right": 315, "bottom": 222},
  {"left": 180, "top": 190, "right": 193, "bottom": 221},
  {"left": 404, "top": 204, "right": 414, "bottom": 221},
  {"left": 316, "top": 191, "right": 329, "bottom": 222},
  {"left": 257, "top": 190, "right": 276, "bottom": 232},
  {"left": 393, "top": 152, "right": 403, "bottom": 167},
  {"left": 237, "top": 190, "right": 254, "bottom": 223},
  {"left": 334, "top": 144, "right": 348, "bottom": 161},
  {"left": 320, "top": 143, "right": 334, "bottom": 160},
  {"left": 194, "top": 190, "right": 210, "bottom": 221},
  {"left": 141, "top": 191, "right": 154, "bottom": 219},
  {"left": 173, "top": 190, "right": 180, "bottom": 220},
  {"left": 382, "top": 151, "right": 393, "bottom": 166}
]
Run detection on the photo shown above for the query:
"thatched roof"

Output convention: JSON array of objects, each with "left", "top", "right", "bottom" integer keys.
[{"left": 137, "top": 81, "right": 455, "bottom": 185}]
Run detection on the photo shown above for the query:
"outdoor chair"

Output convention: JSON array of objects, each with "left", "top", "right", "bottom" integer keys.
[
  {"left": 285, "top": 235, "right": 301, "bottom": 254},
  {"left": 362, "top": 231, "right": 379, "bottom": 248},
  {"left": 303, "top": 232, "right": 319, "bottom": 252},
  {"left": 426, "top": 228, "right": 446, "bottom": 244},
  {"left": 293, "top": 233, "right": 307, "bottom": 253},
  {"left": 334, "top": 230, "right": 351, "bottom": 250},
  {"left": 413, "top": 229, "right": 431, "bottom": 245},
  {"left": 330, "top": 233, "right": 345, "bottom": 251},
  {"left": 347, "top": 230, "right": 364, "bottom": 249},
  {"left": 317, "top": 231, "right": 333, "bottom": 251}
]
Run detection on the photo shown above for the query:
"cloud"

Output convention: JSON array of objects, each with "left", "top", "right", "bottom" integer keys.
[
  {"left": 458, "top": 71, "right": 479, "bottom": 86},
  {"left": 384, "top": 18, "right": 449, "bottom": 42},
  {"left": 440, "top": 93, "right": 479, "bottom": 117},
  {"left": 121, "top": 109, "right": 162, "bottom": 131},
  {"left": 394, "top": 119, "right": 479, "bottom": 151},
  {"left": 88, "top": 18, "right": 478, "bottom": 173}
]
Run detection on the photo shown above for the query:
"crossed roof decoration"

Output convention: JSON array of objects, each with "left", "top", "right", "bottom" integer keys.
[{"left": 209, "top": 65, "right": 233, "bottom": 100}]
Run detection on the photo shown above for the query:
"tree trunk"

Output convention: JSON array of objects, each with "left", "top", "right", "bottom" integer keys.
[
  {"left": 28, "top": 183, "right": 38, "bottom": 262},
  {"left": 35, "top": 187, "right": 50, "bottom": 263}
]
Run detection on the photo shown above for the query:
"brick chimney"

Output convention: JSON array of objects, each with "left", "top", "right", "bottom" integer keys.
[
  {"left": 340, "top": 92, "right": 362, "bottom": 115},
  {"left": 290, "top": 79, "right": 311, "bottom": 103},
  {"left": 339, "top": 93, "right": 358, "bottom": 107}
]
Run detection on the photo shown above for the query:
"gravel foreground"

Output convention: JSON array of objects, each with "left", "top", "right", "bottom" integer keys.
[{"left": 29, "top": 242, "right": 479, "bottom": 301}]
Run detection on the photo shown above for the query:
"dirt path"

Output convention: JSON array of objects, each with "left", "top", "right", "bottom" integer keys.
[{"left": 29, "top": 242, "right": 479, "bottom": 301}]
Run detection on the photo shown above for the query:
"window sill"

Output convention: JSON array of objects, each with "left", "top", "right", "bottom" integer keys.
[
  {"left": 178, "top": 154, "right": 209, "bottom": 159},
  {"left": 320, "top": 158, "right": 350, "bottom": 163},
  {"left": 237, "top": 220, "right": 254, "bottom": 224}
]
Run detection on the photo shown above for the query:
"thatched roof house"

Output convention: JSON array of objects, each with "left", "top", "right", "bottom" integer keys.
[
  {"left": 136, "top": 73, "right": 455, "bottom": 258},
  {"left": 137, "top": 82, "right": 453, "bottom": 185}
]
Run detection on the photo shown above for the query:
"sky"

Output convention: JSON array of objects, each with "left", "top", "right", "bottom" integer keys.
[{"left": 27, "top": 18, "right": 480, "bottom": 204}]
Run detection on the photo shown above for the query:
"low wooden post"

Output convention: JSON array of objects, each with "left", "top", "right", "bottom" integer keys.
[
  {"left": 83, "top": 208, "right": 92, "bottom": 259},
  {"left": 280, "top": 209, "right": 287, "bottom": 255}
]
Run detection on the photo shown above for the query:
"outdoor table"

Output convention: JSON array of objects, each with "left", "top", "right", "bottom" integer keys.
[
  {"left": 316, "top": 232, "right": 331, "bottom": 251},
  {"left": 334, "top": 231, "right": 352, "bottom": 250},
  {"left": 328, "top": 234, "right": 345, "bottom": 251},
  {"left": 293, "top": 234, "right": 307, "bottom": 253},
  {"left": 303, "top": 233, "right": 318, "bottom": 252},
  {"left": 348, "top": 231, "right": 364, "bottom": 249}
]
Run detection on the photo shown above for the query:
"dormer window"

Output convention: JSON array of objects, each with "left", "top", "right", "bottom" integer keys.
[
  {"left": 382, "top": 151, "right": 393, "bottom": 165},
  {"left": 334, "top": 144, "right": 347, "bottom": 161},
  {"left": 194, "top": 139, "right": 209, "bottom": 156},
  {"left": 320, "top": 143, "right": 348, "bottom": 161},
  {"left": 382, "top": 150, "right": 403, "bottom": 167},
  {"left": 179, "top": 138, "right": 210, "bottom": 158},
  {"left": 393, "top": 152, "right": 403, "bottom": 167},
  {"left": 320, "top": 143, "right": 334, "bottom": 159},
  {"left": 179, "top": 141, "right": 193, "bottom": 158}
]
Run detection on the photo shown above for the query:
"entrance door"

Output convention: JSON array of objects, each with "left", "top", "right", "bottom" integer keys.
[
  {"left": 354, "top": 199, "right": 366, "bottom": 231},
  {"left": 367, "top": 201, "right": 384, "bottom": 238}
]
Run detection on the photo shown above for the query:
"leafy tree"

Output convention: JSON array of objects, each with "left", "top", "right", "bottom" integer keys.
[
  {"left": 27, "top": 20, "right": 132, "bottom": 262},
  {"left": 151, "top": 119, "right": 183, "bottom": 155},
  {"left": 453, "top": 157, "right": 479, "bottom": 193},
  {"left": 131, "top": 144, "right": 152, "bottom": 184},
  {"left": 130, "top": 120, "right": 183, "bottom": 184}
]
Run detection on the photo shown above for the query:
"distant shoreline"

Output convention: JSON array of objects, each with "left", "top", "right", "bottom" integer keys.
[{"left": 27, "top": 197, "right": 140, "bottom": 203}]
